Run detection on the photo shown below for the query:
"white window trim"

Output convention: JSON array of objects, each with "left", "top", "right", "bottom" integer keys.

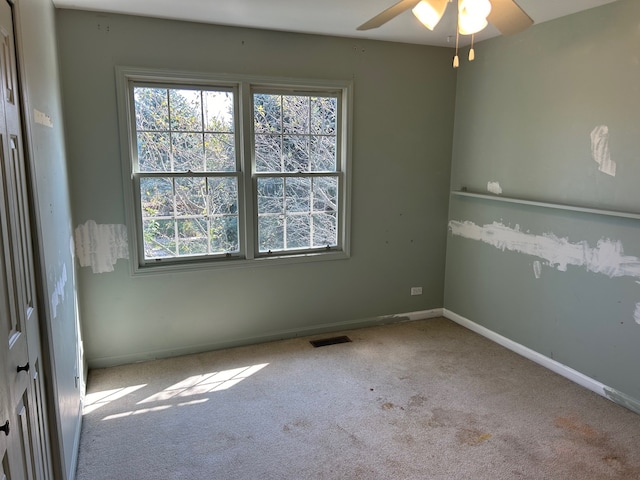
[{"left": 115, "top": 66, "right": 352, "bottom": 275}]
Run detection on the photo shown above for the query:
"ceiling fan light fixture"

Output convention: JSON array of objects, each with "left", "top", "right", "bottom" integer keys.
[
  {"left": 411, "top": 0, "right": 449, "bottom": 31},
  {"left": 458, "top": 14, "right": 488, "bottom": 35},
  {"left": 458, "top": 0, "right": 491, "bottom": 35}
]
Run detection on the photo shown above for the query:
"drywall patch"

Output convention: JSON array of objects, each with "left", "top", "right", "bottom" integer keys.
[
  {"left": 75, "top": 220, "right": 128, "bottom": 273},
  {"left": 487, "top": 181, "right": 502, "bottom": 195},
  {"left": 533, "top": 260, "right": 542, "bottom": 279},
  {"left": 50, "top": 264, "right": 67, "bottom": 319},
  {"left": 33, "top": 108, "right": 53, "bottom": 128},
  {"left": 590, "top": 125, "right": 616, "bottom": 177},
  {"left": 449, "top": 220, "right": 640, "bottom": 323},
  {"left": 448, "top": 220, "right": 640, "bottom": 278}
]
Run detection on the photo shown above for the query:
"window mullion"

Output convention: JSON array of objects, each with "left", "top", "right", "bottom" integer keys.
[
  {"left": 171, "top": 177, "right": 179, "bottom": 257},
  {"left": 282, "top": 177, "right": 287, "bottom": 250},
  {"left": 240, "top": 81, "right": 256, "bottom": 260},
  {"left": 310, "top": 177, "right": 315, "bottom": 248}
]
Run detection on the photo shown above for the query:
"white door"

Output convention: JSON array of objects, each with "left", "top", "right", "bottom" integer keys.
[{"left": 0, "top": 0, "right": 52, "bottom": 477}]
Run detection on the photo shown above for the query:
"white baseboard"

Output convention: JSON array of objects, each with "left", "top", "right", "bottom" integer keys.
[
  {"left": 67, "top": 401, "right": 83, "bottom": 480},
  {"left": 443, "top": 309, "right": 640, "bottom": 416},
  {"left": 89, "top": 308, "right": 444, "bottom": 368}
]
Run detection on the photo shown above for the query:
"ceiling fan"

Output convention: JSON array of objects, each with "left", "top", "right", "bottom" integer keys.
[{"left": 357, "top": 0, "right": 533, "bottom": 66}]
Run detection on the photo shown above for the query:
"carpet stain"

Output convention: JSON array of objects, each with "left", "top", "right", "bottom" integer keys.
[
  {"left": 456, "top": 428, "right": 492, "bottom": 446},
  {"left": 427, "top": 407, "right": 478, "bottom": 428},
  {"left": 554, "top": 416, "right": 599, "bottom": 440},
  {"left": 553, "top": 415, "right": 640, "bottom": 477},
  {"left": 407, "top": 394, "right": 428, "bottom": 409},
  {"left": 382, "top": 402, "right": 395, "bottom": 410},
  {"left": 282, "top": 419, "right": 311, "bottom": 433},
  {"left": 335, "top": 424, "right": 364, "bottom": 447},
  {"left": 603, "top": 455, "right": 623, "bottom": 469}
]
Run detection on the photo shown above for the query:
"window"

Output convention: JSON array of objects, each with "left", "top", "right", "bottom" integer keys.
[
  {"left": 116, "top": 68, "right": 351, "bottom": 273},
  {"left": 253, "top": 91, "right": 340, "bottom": 253}
]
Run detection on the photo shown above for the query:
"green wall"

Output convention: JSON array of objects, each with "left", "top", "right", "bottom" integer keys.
[
  {"left": 56, "top": 10, "right": 456, "bottom": 367},
  {"left": 446, "top": 0, "right": 640, "bottom": 408}
]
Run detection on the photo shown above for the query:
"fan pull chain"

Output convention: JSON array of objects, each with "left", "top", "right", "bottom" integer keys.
[
  {"left": 453, "top": 19, "right": 460, "bottom": 68},
  {"left": 469, "top": 33, "right": 475, "bottom": 61}
]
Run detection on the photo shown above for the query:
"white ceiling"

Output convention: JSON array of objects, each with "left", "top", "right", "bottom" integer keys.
[{"left": 52, "top": 0, "right": 619, "bottom": 47}]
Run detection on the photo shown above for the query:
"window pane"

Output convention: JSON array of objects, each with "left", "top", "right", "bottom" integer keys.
[
  {"left": 205, "top": 133, "right": 235, "bottom": 172},
  {"left": 203, "top": 91, "right": 234, "bottom": 132},
  {"left": 131, "top": 81, "right": 249, "bottom": 263},
  {"left": 255, "top": 134, "right": 282, "bottom": 172},
  {"left": 177, "top": 217, "right": 208, "bottom": 256},
  {"left": 254, "top": 94, "right": 281, "bottom": 133},
  {"left": 210, "top": 216, "right": 239, "bottom": 253},
  {"left": 283, "top": 96, "right": 309, "bottom": 134},
  {"left": 258, "top": 215, "right": 284, "bottom": 252},
  {"left": 313, "top": 212, "right": 337, "bottom": 247},
  {"left": 169, "top": 89, "right": 202, "bottom": 131},
  {"left": 311, "top": 97, "right": 337, "bottom": 135},
  {"left": 310, "top": 136, "right": 337, "bottom": 172},
  {"left": 313, "top": 176, "right": 338, "bottom": 212},
  {"left": 208, "top": 177, "right": 238, "bottom": 215},
  {"left": 283, "top": 135, "right": 309, "bottom": 172},
  {"left": 257, "top": 178, "right": 284, "bottom": 214},
  {"left": 252, "top": 91, "right": 342, "bottom": 256},
  {"left": 172, "top": 133, "right": 205, "bottom": 172},
  {"left": 175, "top": 177, "right": 206, "bottom": 216},
  {"left": 143, "top": 218, "right": 176, "bottom": 258},
  {"left": 285, "top": 178, "right": 311, "bottom": 213},
  {"left": 135, "top": 88, "right": 169, "bottom": 131},
  {"left": 286, "top": 214, "right": 310, "bottom": 249},
  {"left": 138, "top": 132, "right": 171, "bottom": 172},
  {"left": 141, "top": 177, "right": 174, "bottom": 217}
]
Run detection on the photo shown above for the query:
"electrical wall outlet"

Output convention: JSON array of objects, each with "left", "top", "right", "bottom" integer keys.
[{"left": 411, "top": 286, "right": 423, "bottom": 296}]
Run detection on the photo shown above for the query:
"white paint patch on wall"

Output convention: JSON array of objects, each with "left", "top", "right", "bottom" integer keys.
[
  {"left": 449, "top": 220, "right": 640, "bottom": 324},
  {"left": 449, "top": 220, "right": 640, "bottom": 279},
  {"left": 487, "top": 181, "right": 502, "bottom": 195},
  {"left": 50, "top": 263, "right": 67, "bottom": 319},
  {"left": 533, "top": 260, "right": 542, "bottom": 279},
  {"left": 590, "top": 125, "right": 616, "bottom": 177},
  {"left": 33, "top": 108, "right": 53, "bottom": 128},
  {"left": 75, "top": 220, "right": 128, "bottom": 273}
]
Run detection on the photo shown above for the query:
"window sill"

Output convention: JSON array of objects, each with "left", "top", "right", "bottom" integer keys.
[{"left": 131, "top": 249, "right": 350, "bottom": 276}]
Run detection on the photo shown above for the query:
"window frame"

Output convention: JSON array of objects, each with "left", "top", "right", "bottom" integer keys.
[{"left": 115, "top": 67, "right": 352, "bottom": 275}]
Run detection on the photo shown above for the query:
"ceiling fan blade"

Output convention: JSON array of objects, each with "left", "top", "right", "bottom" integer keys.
[
  {"left": 357, "top": 0, "right": 421, "bottom": 31},
  {"left": 487, "top": 0, "right": 533, "bottom": 35}
]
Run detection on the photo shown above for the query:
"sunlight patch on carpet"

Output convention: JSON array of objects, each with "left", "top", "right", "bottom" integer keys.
[
  {"left": 137, "top": 363, "right": 269, "bottom": 404},
  {"left": 83, "top": 384, "right": 147, "bottom": 415}
]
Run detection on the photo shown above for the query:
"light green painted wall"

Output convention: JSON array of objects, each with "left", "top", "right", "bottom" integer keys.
[
  {"left": 14, "top": 0, "right": 81, "bottom": 478},
  {"left": 446, "top": 0, "right": 640, "bottom": 406},
  {"left": 56, "top": 10, "right": 456, "bottom": 367}
]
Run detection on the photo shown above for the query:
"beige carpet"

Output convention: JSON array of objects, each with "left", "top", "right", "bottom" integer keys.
[{"left": 76, "top": 318, "right": 640, "bottom": 479}]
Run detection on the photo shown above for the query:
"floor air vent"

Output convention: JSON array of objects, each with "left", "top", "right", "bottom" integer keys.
[{"left": 310, "top": 335, "right": 352, "bottom": 348}]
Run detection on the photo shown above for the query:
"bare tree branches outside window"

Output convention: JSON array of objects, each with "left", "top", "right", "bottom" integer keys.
[
  {"left": 127, "top": 77, "right": 346, "bottom": 266},
  {"left": 254, "top": 93, "right": 339, "bottom": 252},
  {"left": 134, "top": 87, "right": 238, "bottom": 258}
]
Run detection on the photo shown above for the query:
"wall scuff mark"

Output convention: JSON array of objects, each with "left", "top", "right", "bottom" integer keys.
[
  {"left": 590, "top": 125, "right": 617, "bottom": 177},
  {"left": 487, "top": 181, "right": 502, "bottom": 195},
  {"left": 75, "top": 220, "right": 128, "bottom": 273},
  {"left": 449, "top": 220, "right": 640, "bottom": 322},
  {"left": 50, "top": 263, "right": 67, "bottom": 319}
]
